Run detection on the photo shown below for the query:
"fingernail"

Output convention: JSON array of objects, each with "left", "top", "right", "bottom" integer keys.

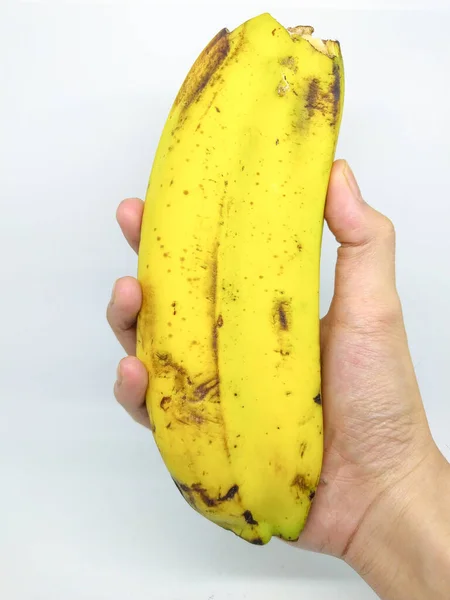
[
  {"left": 116, "top": 363, "right": 123, "bottom": 387},
  {"left": 110, "top": 281, "right": 117, "bottom": 305},
  {"left": 343, "top": 161, "right": 364, "bottom": 202}
]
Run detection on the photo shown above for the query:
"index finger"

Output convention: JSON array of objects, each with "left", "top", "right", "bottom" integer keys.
[{"left": 116, "top": 198, "right": 144, "bottom": 254}]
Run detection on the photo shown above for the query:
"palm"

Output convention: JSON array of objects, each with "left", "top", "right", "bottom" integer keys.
[{"left": 296, "top": 297, "right": 424, "bottom": 557}]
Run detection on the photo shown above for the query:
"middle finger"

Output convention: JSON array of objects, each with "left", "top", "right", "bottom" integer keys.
[{"left": 107, "top": 276, "right": 142, "bottom": 355}]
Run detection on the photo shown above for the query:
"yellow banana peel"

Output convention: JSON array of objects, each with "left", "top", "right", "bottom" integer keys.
[{"left": 136, "top": 12, "right": 344, "bottom": 545}]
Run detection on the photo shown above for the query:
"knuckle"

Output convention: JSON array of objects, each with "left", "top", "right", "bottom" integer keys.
[
  {"left": 368, "top": 304, "right": 402, "bottom": 332},
  {"left": 107, "top": 306, "right": 123, "bottom": 336},
  {"left": 113, "top": 381, "right": 122, "bottom": 404},
  {"left": 132, "top": 411, "right": 146, "bottom": 427},
  {"left": 377, "top": 215, "right": 396, "bottom": 240},
  {"left": 366, "top": 309, "right": 403, "bottom": 335},
  {"left": 106, "top": 303, "right": 114, "bottom": 327},
  {"left": 115, "top": 389, "right": 131, "bottom": 414},
  {"left": 343, "top": 295, "right": 404, "bottom": 335},
  {"left": 107, "top": 306, "right": 133, "bottom": 337}
]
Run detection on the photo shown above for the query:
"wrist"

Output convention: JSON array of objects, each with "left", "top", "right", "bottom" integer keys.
[{"left": 345, "top": 447, "right": 450, "bottom": 600}]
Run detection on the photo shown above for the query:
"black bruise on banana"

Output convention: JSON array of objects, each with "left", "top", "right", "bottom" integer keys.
[
  {"left": 219, "top": 484, "right": 239, "bottom": 501},
  {"left": 174, "top": 28, "right": 230, "bottom": 111},
  {"left": 243, "top": 510, "right": 259, "bottom": 525},
  {"left": 250, "top": 538, "right": 264, "bottom": 545},
  {"left": 172, "top": 478, "right": 239, "bottom": 509},
  {"left": 313, "top": 393, "right": 322, "bottom": 405}
]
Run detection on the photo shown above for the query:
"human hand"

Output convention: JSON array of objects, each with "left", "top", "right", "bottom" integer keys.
[
  {"left": 107, "top": 160, "right": 450, "bottom": 599},
  {"left": 106, "top": 197, "right": 149, "bottom": 428}
]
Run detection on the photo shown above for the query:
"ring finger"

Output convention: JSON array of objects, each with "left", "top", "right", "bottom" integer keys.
[{"left": 106, "top": 276, "right": 142, "bottom": 355}]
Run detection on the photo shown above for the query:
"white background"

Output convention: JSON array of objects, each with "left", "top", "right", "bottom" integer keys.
[{"left": 1, "top": 2, "right": 450, "bottom": 599}]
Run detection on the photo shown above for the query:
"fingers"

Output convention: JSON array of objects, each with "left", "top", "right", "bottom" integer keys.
[
  {"left": 114, "top": 356, "right": 150, "bottom": 428},
  {"left": 116, "top": 198, "right": 144, "bottom": 254},
  {"left": 325, "top": 160, "right": 400, "bottom": 317},
  {"left": 113, "top": 199, "right": 148, "bottom": 427},
  {"left": 106, "top": 276, "right": 142, "bottom": 355}
]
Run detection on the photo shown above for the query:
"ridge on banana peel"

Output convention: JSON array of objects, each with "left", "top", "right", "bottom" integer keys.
[{"left": 137, "top": 12, "right": 344, "bottom": 546}]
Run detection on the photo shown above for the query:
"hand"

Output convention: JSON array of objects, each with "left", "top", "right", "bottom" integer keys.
[
  {"left": 106, "top": 197, "right": 149, "bottom": 428},
  {"left": 107, "top": 160, "right": 450, "bottom": 599}
]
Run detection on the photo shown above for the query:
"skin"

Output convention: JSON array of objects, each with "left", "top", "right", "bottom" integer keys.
[{"left": 107, "top": 160, "right": 450, "bottom": 599}]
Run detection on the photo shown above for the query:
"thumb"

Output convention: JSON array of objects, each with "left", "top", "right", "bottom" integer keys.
[{"left": 325, "top": 160, "right": 400, "bottom": 314}]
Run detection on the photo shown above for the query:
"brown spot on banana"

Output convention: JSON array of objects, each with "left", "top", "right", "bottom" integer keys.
[
  {"left": 279, "top": 56, "right": 298, "bottom": 73},
  {"left": 174, "top": 28, "right": 230, "bottom": 111},
  {"left": 291, "top": 474, "right": 309, "bottom": 493},
  {"left": 174, "top": 409, "right": 219, "bottom": 427},
  {"left": 154, "top": 361, "right": 220, "bottom": 411},
  {"left": 330, "top": 61, "right": 342, "bottom": 126},
  {"left": 189, "top": 411, "right": 205, "bottom": 425},
  {"left": 208, "top": 247, "right": 232, "bottom": 456},
  {"left": 291, "top": 474, "right": 316, "bottom": 502},
  {"left": 276, "top": 75, "right": 290, "bottom": 97},
  {"left": 305, "top": 77, "right": 321, "bottom": 117},
  {"left": 273, "top": 299, "right": 291, "bottom": 332},
  {"left": 304, "top": 63, "right": 342, "bottom": 126},
  {"left": 137, "top": 281, "right": 156, "bottom": 355},
  {"left": 160, "top": 396, "right": 172, "bottom": 411},
  {"left": 154, "top": 352, "right": 193, "bottom": 391},
  {"left": 193, "top": 377, "right": 220, "bottom": 401},
  {"left": 277, "top": 302, "right": 289, "bottom": 331},
  {"left": 210, "top": 269, "right": 220, "bottom": 358},
  {"left": 272, "top": 298, "right": 293, "bottom": 359}
]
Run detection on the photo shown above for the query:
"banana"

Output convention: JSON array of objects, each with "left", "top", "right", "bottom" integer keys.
[{"left": 136, "top": 12, "right": 344, "bottom": 545}]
